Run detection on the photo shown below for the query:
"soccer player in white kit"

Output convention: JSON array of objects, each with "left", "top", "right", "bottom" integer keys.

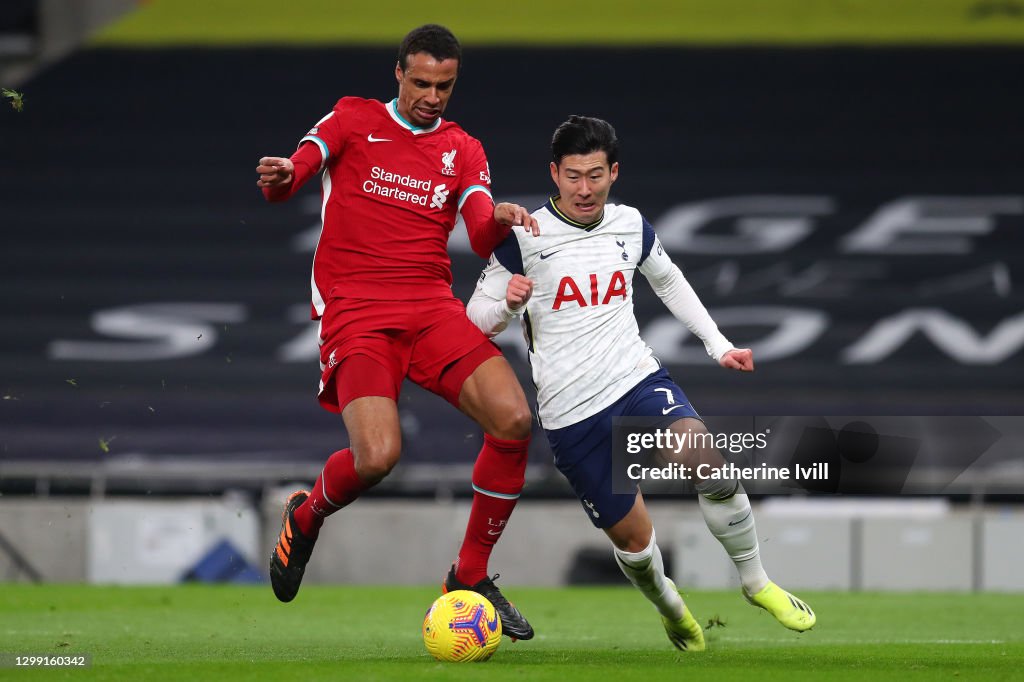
[{"left": 467, "top": 116, "right": 815, "bottom": 651}]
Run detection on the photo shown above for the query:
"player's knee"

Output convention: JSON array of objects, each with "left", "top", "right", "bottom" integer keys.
[
  {"left": 626, "top": 538, "right": 651, "bottom": 553},
  {"left": 353, "top": 441, "right": 401, "bottom": 485},
  {"left": 355, "top": 454, "right": 398, "bottom": 485},
  {"left": 612, "top": 532, "right": 653, "bottom": 554},
  {"left": 491, "top": 405, "right": 533, "bottom": 441},
  {"left": 698, "top": 477, "right": 741, "bottom": 501}
]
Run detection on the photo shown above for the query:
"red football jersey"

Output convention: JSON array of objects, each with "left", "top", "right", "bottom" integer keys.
[{"left": 289, "top": 97, "right": 496, "bottom": 316}]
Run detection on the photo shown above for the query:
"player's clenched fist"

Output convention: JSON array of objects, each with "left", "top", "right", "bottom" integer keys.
[
  {"left": 256, "top": 157, "right": 295, "bottom": 188},
  {"left": 505, "top": 274, "right": 533, "bottom": 311},
  {"left": 719, "top": 347, "right": 754, "bottom": 372}
]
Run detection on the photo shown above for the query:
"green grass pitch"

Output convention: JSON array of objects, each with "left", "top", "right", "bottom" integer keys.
[{"left": 2, "top": 585, "right": 1022, "bottom": 680}]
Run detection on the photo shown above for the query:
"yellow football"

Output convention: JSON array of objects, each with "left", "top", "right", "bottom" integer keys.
[{"left": 422, "top": 589, "right": 502, "bottom": 662}]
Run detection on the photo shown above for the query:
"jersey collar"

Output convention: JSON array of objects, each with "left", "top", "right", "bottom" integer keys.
[
  {"left": 386, "top": 99, "right": 443, "bottom": 135},
  {"left": 545, "top": 196, "right": 604, "bottom": 231}
]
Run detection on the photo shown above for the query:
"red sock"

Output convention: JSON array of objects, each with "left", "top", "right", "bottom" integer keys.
[
  {"left": 455, "top": 434, "right": 530, "bottom": 585},
  {"left": 293, "top": 448, "right": 368, "bottom": 538}
]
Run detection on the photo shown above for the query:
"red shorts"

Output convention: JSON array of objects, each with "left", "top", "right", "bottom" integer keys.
[{"left": 316, "top": 296, "right": 502, "bottom": 413}]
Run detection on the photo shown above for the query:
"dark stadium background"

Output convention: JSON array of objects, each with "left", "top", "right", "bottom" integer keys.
[{"left": 1, "top": 30, "right": 1022, "bottom": 495}]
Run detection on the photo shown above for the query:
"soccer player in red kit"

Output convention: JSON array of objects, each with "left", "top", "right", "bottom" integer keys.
[{"left": 256, "top": 25, "right": 538, "bottom": 639}]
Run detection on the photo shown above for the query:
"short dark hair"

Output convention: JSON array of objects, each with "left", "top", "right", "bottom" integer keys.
[
  {"left": 551, "top": 115, "right": 619, "bottom": 166},
  {"left": 397, "top": 24, "right": 462, "bottom": 71}
]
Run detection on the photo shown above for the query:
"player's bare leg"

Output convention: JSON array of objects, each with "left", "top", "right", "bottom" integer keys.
[
  {"left": 667, "top": 417, "right": 815, "bottom": 631},
  {"left": 270, "top": 396, "right": 401, "bottom": 603},
  {"left": 444, "top": 355, "right": 535, "bottom": 640},
  {"left": 458, "top": 356, "right": 532, "bottom": 440},
  {"left": 299, "top": 395, "right": 402, "bottom": 529},
  {"left": 342, "top": 396, "right": 403, "bottom": 484},
  {"left": 606, "top": 493, "right": 705, "bottom": 651}
]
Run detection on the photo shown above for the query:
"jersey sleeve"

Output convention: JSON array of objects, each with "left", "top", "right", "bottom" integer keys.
[
  {"left": 262, "top": 99, "right": 354, "bottom": 203},
  {"left": 298, "top": 98, "right": 354, "bottom": 170},
  {"left": 477, "top": 245, "right": 516, "bottom": 301},
  {"left": 637, "top": 216, "right": 735, "bottom": 360},
  {"left": 467, "top": 250, "right": 519, "bottom": 337},
  {"left": 474, "top": 230, "right": 523, "bottom": 302},
  {"left": 456, "top": 137, "right": 510, "bottom": 258},
  {"left": 637, "top": 214, "right": 658, "bottom": 267},
  {"left": 456, "top": 136, "right": 494, "bottom": 210}
]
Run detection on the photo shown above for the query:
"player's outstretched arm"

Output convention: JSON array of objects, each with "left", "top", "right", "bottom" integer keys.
[
  {"left": 461, "top": 196, "right": 540, "bottom": 258},
  {"left": 719, "top": 348, "right": 754, "bottom": 372},
  {"left": 639, "top": 238, "right": 736, "bottom": 363}
]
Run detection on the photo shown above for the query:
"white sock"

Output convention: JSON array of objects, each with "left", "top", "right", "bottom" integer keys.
[
  {"left": 613, "top": 530, "right": 685, "bottom": 621},
  {"left": 697, "top": 492, "right": 770, "bottom": 594}
]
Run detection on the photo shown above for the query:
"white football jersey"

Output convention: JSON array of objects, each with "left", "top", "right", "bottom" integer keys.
[{"left": 475, "top": 199, "right": 731, "bottom": 430}]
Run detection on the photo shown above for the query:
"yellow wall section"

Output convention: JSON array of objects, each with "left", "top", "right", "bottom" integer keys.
[{"left": 94, "top": 0, "right": 1024, "bottom": 46}]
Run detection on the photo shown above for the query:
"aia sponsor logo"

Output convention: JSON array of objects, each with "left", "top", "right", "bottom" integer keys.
[{"left": 552, "top": 272, "right": 627, "bottom": 310}]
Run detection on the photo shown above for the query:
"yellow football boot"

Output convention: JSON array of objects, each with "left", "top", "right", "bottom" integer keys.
[
  {"left": 744, "top": 581, "right": 816, "bottom": 632},
  {"left": 661, "top": 581, "right": 706, "bottom": 651}
]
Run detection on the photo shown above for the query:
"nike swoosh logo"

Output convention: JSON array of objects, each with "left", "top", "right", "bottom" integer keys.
[
  {"left": 728, "top": 510, "right": 752, "bottom": 526},
  {"left": 486, "top": 529, "right": 502, "bottom": 536},
  {"left": 538, "top": 250, "right": 562, "bottom": 260},
  {"left": 661, "top": 404, "right": 688, "bottom": 415},
  {"left": 486, "top": 614, "right": 499, "bottom": 631},
  {"left": 367, "top": 134, "right": 392, "bottom": 142}
]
